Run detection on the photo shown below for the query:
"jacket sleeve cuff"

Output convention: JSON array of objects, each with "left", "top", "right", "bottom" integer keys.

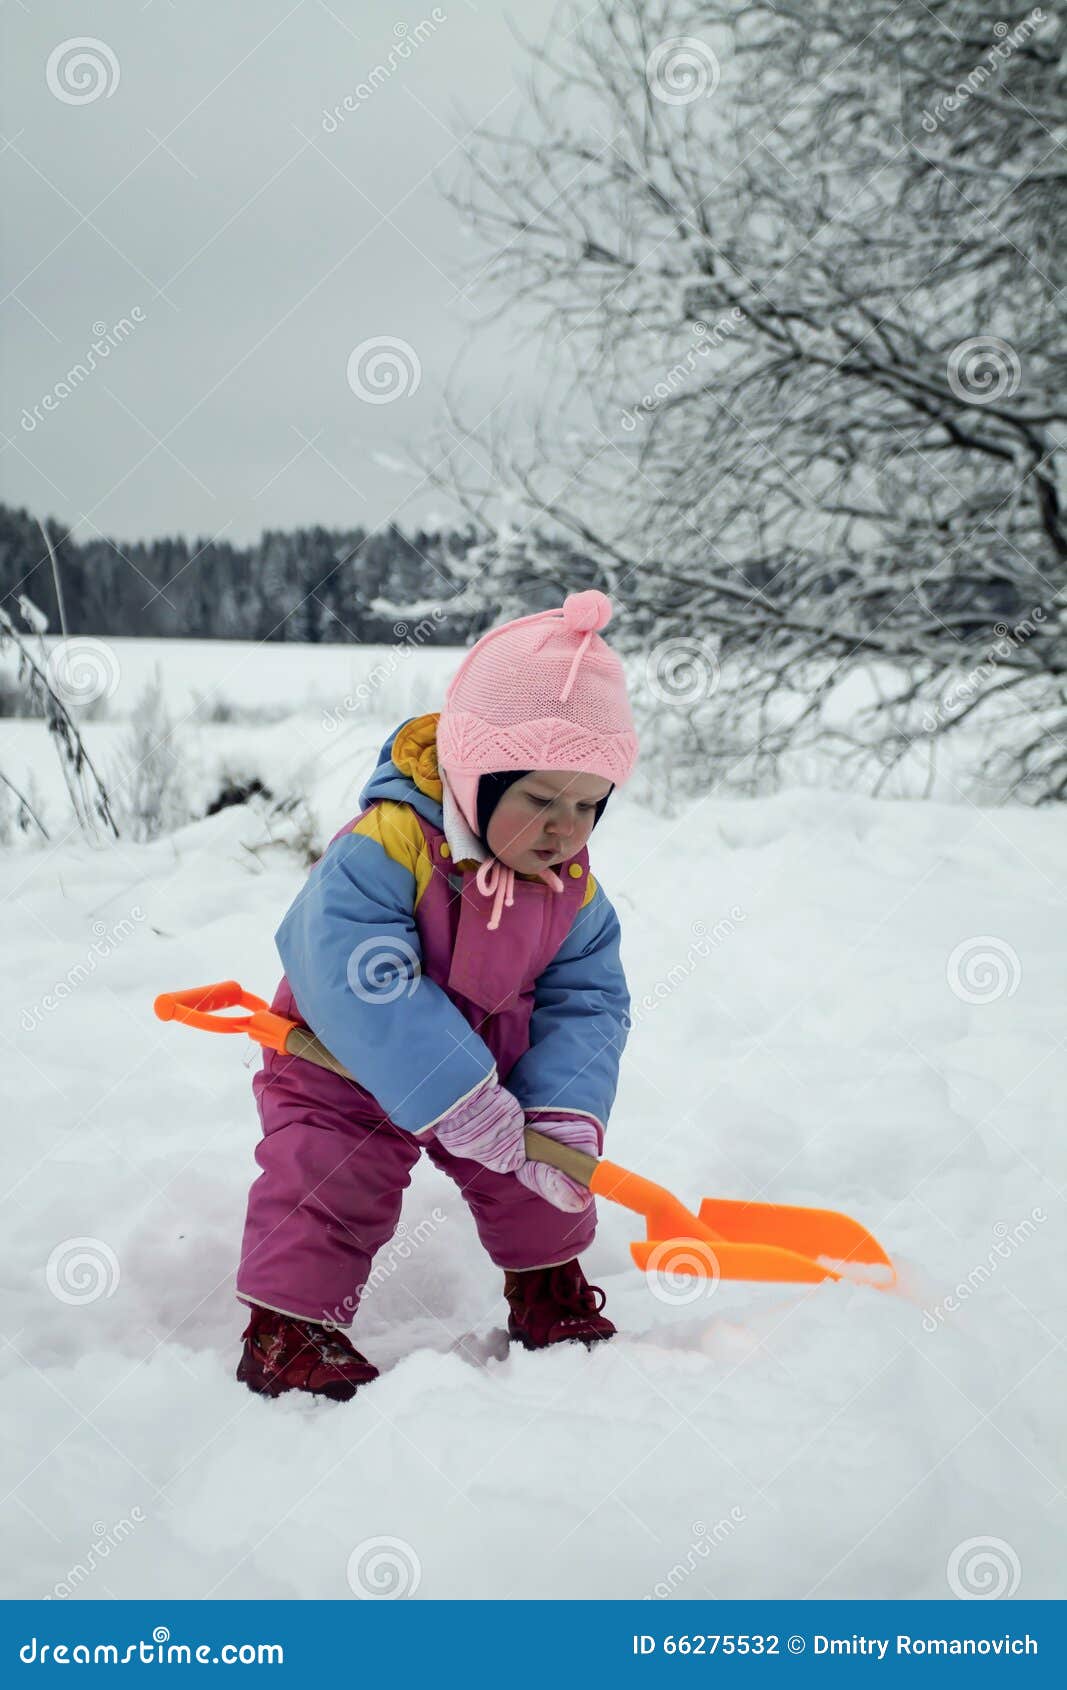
[
  {"left": 522, "top": 1105, "right": 605, "bottom": 1154},
  {"left": 414, "top": 1067, "right": 499, "bottom": 1141}
]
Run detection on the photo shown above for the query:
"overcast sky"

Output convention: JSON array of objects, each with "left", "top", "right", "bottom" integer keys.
[{"left": 1, "top": 0, "right": 570, "bottom": 548}]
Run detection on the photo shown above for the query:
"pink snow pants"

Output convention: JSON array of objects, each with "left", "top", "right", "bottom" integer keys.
[{"left": 235, "top": 1043, "right": 598, "bottom": 1327}]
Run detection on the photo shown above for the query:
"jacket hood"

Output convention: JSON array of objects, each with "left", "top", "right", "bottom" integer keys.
[
  {"left": 358, "top": 719, "right": 444, "bottom": 833},
  {"left": 358, "top": 715, "right": 495, "bottom": 871}
]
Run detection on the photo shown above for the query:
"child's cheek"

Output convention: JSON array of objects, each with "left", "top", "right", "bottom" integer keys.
[{"left": 490, "top": 801, "right": 532, "bottom": 859}]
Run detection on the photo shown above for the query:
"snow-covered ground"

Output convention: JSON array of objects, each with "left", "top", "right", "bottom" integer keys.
[{"left": 3, "top": 639, "right": 1065, "bottom": 1600}]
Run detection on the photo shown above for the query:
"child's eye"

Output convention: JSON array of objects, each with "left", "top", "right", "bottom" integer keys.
[{"left": 528, "top": 795, "right": 595, "bottom": 812}]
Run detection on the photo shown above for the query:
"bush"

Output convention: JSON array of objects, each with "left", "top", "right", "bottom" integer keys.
[{"left": 110, "top": 667, "right": 192, "bottom": 841}]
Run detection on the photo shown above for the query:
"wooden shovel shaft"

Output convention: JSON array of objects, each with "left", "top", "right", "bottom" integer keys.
[
  {"left": 284, "top": 1023, "right": 352, "bottom": 1078},
  {"left": 280, "top": 1022, "right": 597, "bottom": 1181},
  {"left": 523, "top": 1126, "right": 598, "bottom": 1184}
]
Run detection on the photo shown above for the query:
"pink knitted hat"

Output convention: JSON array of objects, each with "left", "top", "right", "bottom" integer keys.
[{"left": 436, "top": 588, "right": 639, "bottom": 837}]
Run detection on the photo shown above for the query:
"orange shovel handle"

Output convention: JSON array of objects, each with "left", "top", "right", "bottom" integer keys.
[
  {"left": 154, "top": 980, "right": 266, "bottom": 1028},
  {"left": 153, "top": 981, "right": 297, "bottom": 1054},
  {"left": 590, "top": 1157, "right": 724, "bottom": 1245}
]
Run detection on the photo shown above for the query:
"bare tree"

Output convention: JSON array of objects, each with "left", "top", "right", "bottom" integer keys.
[{"left": 428, "top": 0, "right": 1067, "bottom": 800}]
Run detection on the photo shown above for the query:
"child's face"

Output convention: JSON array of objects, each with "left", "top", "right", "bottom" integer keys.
[{"left": 486, "top": 769, "right": 613, "bottom": 874}]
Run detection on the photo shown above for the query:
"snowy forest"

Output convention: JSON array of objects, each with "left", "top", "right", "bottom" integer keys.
[{"left": 0, "top": 502, "right": 487, "bottom": 644}]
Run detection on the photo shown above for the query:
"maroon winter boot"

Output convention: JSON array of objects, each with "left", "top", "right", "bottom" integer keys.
[
  {"left": 236, "top": 1303, "right": 378, "bottom": 1402},
  {"left": 503, "top": 1258, "right": 616, "bottom": 1350}
]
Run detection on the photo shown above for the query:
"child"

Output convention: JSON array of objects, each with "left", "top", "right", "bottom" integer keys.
[{"left": 235, "top": 589, "right": 639, "bottom": 1401}]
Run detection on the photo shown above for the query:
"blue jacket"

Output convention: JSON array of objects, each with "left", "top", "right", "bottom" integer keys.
[{"left": 272, "top": 717, "right": 630, "bottom": 1136}]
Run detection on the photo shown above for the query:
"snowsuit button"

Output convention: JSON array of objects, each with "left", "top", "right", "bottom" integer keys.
[
  {"left": 439, "top": 841, "right": 451, "bottom": 858},
  {"left": 568, "top": 862, "right": 583, "bottom": 878}
]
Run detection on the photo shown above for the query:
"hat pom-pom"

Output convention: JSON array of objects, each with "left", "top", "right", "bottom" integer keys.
[{"left": 562, "top": 589, "right": 612, "bottom": 633}]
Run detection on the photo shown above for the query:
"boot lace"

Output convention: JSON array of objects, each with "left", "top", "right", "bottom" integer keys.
[{"left": 546, "top": 1263, "right": 607, "bottom": 1317}]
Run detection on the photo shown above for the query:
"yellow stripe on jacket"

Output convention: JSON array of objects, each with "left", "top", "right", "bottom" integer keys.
[{"left": 352, "top": 801, "right": 436, "bottom": 909}]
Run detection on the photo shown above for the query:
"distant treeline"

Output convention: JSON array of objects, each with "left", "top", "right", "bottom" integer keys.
[
  {"left": 0, "top": 504, "right": 501, "bottom": 643},
  {"left": 0, "top": 502, "right": 1035, "bottom": 652}
]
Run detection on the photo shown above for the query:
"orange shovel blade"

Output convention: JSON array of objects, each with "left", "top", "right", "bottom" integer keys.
[
  {"left": 589, "top": 1158, "right": 894, "bottom": 1289},
  {"left": 630, "top": 1238, "right": 837, "bottom": 1284},
  {"left": 698, "top": 1197, "right": 893, "bottom": 1273}
]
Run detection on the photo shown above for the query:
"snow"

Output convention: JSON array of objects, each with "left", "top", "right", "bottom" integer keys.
[
  {"left": 3, "top": 643, "right": 1065, "bottom": 1600},
  {"left": 0, "top": 633, "right": 461, "bottom": 724}
]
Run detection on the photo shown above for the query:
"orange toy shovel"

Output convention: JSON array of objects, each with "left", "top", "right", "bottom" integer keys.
[{"left": 154, "top": 980, "right": 895, "bottom": 1290}]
